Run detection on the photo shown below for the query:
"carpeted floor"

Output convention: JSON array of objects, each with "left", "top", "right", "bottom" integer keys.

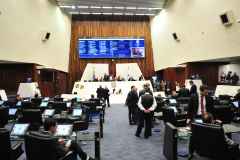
[{"left": 7, "top": 104, "right": 240, "bottom": 160}]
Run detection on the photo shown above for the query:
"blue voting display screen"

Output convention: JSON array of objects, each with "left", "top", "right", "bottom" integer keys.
[{"left": 79, "top": 37, "right": 145, "bottom": 58}]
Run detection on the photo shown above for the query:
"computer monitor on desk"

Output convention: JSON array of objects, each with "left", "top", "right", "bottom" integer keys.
[
  {"left": 43, "top": 97, "right": 50, "bottom": 102},
  {"left": 169, "top": 99, "right": 177, "bottom": 105},
  {"left": 232, "top": 101, "right": 239, "bottom": 109},
  {"left": 43, "top": 109, "right": 55, "bottom": 117},
  {"left": 10, "top": 123, "right": 30, "bottom": 137},
  {"left": 67, "top": 102, "right": 71, "bottom": 108},
  {"left": 54, "top": 124, "right": 73, "bottom": 137},
  {"left": 54, "top": 97, "right": 63, "bottom": 102},
  {"left": 89, "top": 98, "right": 100, "bottom": 106},
  {"left": 40, "top": 102, "right": 48, "bottom": 107},
  {"left": 16, "top": 101, "right": 22, "bottom": 107},
  {"left": 0, "top": 100, "right": 4, "bottom": 106},
  {"left": 169, "top": 106, "right": 178, "bottom": 113},
  {"left": 9, "top": 108, "right": 18, "bottom": 116},
  {"left": 72, "top": 109, "right": 82, "bottom": 117}
]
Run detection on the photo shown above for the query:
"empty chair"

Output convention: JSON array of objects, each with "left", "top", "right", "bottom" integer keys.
[
  {"left": 0, "top": 106, "right": 9, "bottom": 128},
  {"left": 155, "top": 101, "right": 165, "bottom": 112},
  {"left": 178, "top": 97, "right": 190, "bottom": 109},
  {"left": 54, "top": 97, "right": 64, "bottom": 102},
  {"left": 3, "top": 100, "right": 14, "bottom": 108},
  {"left": 0, "top": 128, "right": 24, "bottom": 160},
  {"left": 191, "top": 122, "right": 240, "bottom": 160},
  {"left": 25, "top": 131, "right": 73, "bottom": 160},
  {"left": 82, "top": 101, "right": 97, "bottom": 114},
  {"left": 89, "top": 98, "right": 101, "bottom": 106},
  {"left": 219, "top": 95, "right": 231, "bottom": 105},
  {"left": 162, "top": 107, "right": 186, "bottom": 127},
  {"left": 31, "top": 98, "right": 42, "bottom": 105},
  {"left": 21, "top": 101, "right": 33, "bottom": 110},
  {"left": 214, "top": 105, "right": 231, "bottom": 124},
  {"left": 23, "top": 109, "right": 43, "bottom": 131}
]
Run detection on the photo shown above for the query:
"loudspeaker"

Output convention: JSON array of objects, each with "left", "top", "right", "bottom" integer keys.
[
  {"left": 219, "top": 10, "right": 234, "bottom": 26},
  {"left": 42, "top": 30, "right": 51, "bottom": 41},
  {"left": 172, "top": 30, "right": 180, "bottom": 41}
]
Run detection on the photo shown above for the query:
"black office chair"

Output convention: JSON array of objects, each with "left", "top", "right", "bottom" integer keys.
[
  {"left": 191, "top": 122, "right": 240, "bottom": 160},
  {"left": 214, "top": 105, "right": 232, "bottom": 124},
  {"left": 23, "top": 109, "right": 43, "bottom": 131},
  {"left": 54, "top": 97, "right": 64, "bottom": 102},
  {"left": 3, "top": 100, "right": 14, "bottom": 108},
  {"left": 0, "top": 106, "right": 9, "bottom": 128},
  {"left": 178, "top": 97, "right": 190, "bottom": 109},
  {"left": 170, "top": 95, "right": 178, "bottom": 99},
  {"left": 31, "top": 98, "right": 42, "bottom": 105},
  {"left": 219, "top": 95, "right": 231, "bottom": 105},
  {"left": 89, "top": 98, "right": 101, "bottom": 106},
  {"left": 162, "top": 107, "right": 186, "bottom": 127},
  {"left": 82, "top": 101, "right": 97, "bottom": 114},
  {"left": 0, "top": 128, "right": 24, "bottom": 160},
  {"left": 21, "top": 101, "right": 34, "bottom": 110},
  {"left": 25, "top": 131, "right": 74, "bottom": 160}
]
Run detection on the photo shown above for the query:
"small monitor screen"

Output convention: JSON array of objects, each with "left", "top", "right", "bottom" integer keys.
[
  {"left": 191, "top": 75, "right": 195, "bottom": 79},
  {"left": 67, "top": 102, "right": 71, "bottom": 108},
  {"left": 54, "top": 124, "right": 73, "bottom": 137},
  {"left": 43, "top": 109, "right": 55, "bottom": 116},
  {"left": 233, "top": 101, "right": 239, "bottom": 108},
  {"left": 169, "top": 106, "right": 178, "bottom": 113},
  {"left": 44, "top": 97, "right": 50, "bottom": 102},
  {"left": 16, "top": 101, "right": 22, "bottom": 106},
  {"left": 40, "top": 102, "right": 48, "bottom": 107},
  {"left": 195, "top": 119, "right": 203, "bottom": 123},
  {"left": 30, "top": 97, "right": 35, "bottom": 100},
  {"left": 77, "top": 98, "right": 81, "bottom": 102},
  {"left": 10, "top": 123, "right": 30, "bottom": 136},
  {"left": 72, "top": 109, "right": 82, "bottom": 117},
  {"left": 212, "top": 96, "right": 216, "bottom": 100},
  {"left": 0, "top": 101, "right": 4, "bottom": 105},
  {"left": 9, "top": 109, "right": 18, "bottom": 115},
  {"left": 169, "top": 99, "right": 177, "bottom": 104}
]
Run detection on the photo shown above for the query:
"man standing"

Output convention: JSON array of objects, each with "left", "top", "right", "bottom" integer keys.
[
  {"left": 139, "top": 84, "right": 153, "bottom": 97},
  {"left": 232, "top": 72, "right": 239, "bottom": 86},
  {"left": 178, "top": 84, "right": 190, "bottom": 97},
  {"left": 103, "top": 86, "right": 110, "bottom": 107},
  {"left": 35, "top": 86, "right": 41, "bottom": 97},
  {"left": 135, "top": 88, "right": 157, "bottom": 139},
  {"left": 124, "top": 86, "right": 138, "bottom": 125},
  {"left": 103, "top": 73, "right": 109, "bottom": 81},
  {"left": 189, "top": 81, "right": 197, "bottom": 95},
  {"left": 233, "top": 88, "right": 240, "bottom": 101},
  {"left": 165, "top": 80, "right": 171, "bottom": 96},
  {"left": 96, "top": 85, "right": 104, "bottom": 100},
  {"left": 187, "top": 85, "right": 222, "bottom": 159}
]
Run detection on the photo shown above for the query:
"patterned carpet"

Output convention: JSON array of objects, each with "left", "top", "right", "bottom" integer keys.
[{"left": 7, "top": 104, "right": 240, "bottom": 160}]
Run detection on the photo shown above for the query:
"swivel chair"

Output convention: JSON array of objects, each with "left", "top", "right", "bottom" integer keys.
[
  {"left": 23, "top": 109, "right": 43, "bottom": 131},
  {"left": 162, "top": 107, "right": 186, "bottom": 127},
  {"left": 0, "top": 106, "right": 9, "bottom": 128},
  {"left": 219, "top": 95, "right": 231, "bottom": 105}
]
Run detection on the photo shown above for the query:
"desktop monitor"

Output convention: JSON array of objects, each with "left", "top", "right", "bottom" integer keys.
[
  {"left": 16, "top": 101, "right": 22, "bottom": 107},
  {"left": 10, "top": 123, "right": 30, "bottom": 136},
  {"left": 212, "top": 96, "right": 216, "bottom": 100},
  {"left": 54, "top": 124, "right": 73, "bottom": 137},
  {"left": 0, "top": 100, "right": 4, "bottom": 106},
  {"left": 232, "top": 101, "right": 239, "bottom": 108},
  {"left": 72, "top": 109, "right": 82, "bottom": 117},
  {"left": 54, "top": 97, "right": 64, "bottom": 102},
  {"left": 169, "top": 106, "right": 178, "bottom": 113},
  {"left": 191, "top": 75, "right": 195, "bottom": 79},
  {"left": 44, "top": 97, "right": 50, "bottom": 102},
  {"left": 43, "top": 109, "right": 55, "bottom": 116},
  {"left": 40, "top": 102, "right": 48, "bottom": 107},
  {"left": 169, "top": 99, "right": 177, "bottom": 104},
  {"left": 67, "top": 102, "right": 71, "bottom": 108},
  {"left": 77, "top": 98, "right": 81, "bottom": 102},
  {"left": 9, "top": 108, "right": 18, "bottom": 115},
  {"left": 52, "top": 102, "right": 67, "bottom": 111}
]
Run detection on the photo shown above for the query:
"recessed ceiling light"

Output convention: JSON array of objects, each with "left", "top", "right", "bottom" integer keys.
[
  {"left": 135, "top": 14, "right": 145, "bottom": 16},
  {"left": 71, "top": 5, "right": 76, "bottom": 9},
  {"left": 114, "top": 7, "right": 125, "bottom": 9},
  {"left": 81, "top": 13, "right": 91, "bottom": 14},
  {"left": 103, "top": 13, "right": 112, "bottom": 15},
  {"left": 124, "top": 13, "right": 134, "bottom": 15},
  {"left": 90, "top": 6, "right": 101, "bottom": 9},
  {"left": 59, "top": 6, "right": 70, "bottom": 8},
  {"left": 114, "top": 13, "right": 123, "bottom": 15},
  {"left": 92, "top": 13, "right": 102, "bottom": 15},
  {"left": 102, "top": 7, "right": 113, "bottom": 9},
  {"left": 69, "top": 12, "right": 79, "bottom": 14},
  {"left": 78, "top": 6, "right": 89, "bottom": 8},
  {"left": 126, "top": 7, "right": 137, "bottom": 9},
  {"left": 148, "top": 7, "right": 152, "bottom": 10},
  {"left": 138, "top": 7, "right": 148, "bottom": 9},
  {"left": 152, "top": 8, "right": 162, "bottom": 10}
]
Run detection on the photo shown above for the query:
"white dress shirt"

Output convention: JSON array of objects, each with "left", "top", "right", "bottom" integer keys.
[
  {"left": 197, "top": 94, "right": 206, "bottom": 115},
  {"left": 138, "top": 93, "right": 157, "bottom": 111},
  {"left": 35, "top": 88, "right": 41, "bottom": 97}
]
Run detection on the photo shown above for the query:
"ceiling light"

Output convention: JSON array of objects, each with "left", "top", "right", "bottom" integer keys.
[
  {"left": 146, "top": 14, "right": 155, "bottom": 16},
  {"left": 148, "top": 7, "right": 152, "bottom": 10},
  {"left": 90, "top": 6, "right": 101, "bottom": 9},
  {"left": 114, "top": 13, "right": 123, "bottom": 15},
  {"left": 103, "top": 13, "right": 112, "bottom": 15},
  {"left": 138, "top": 7, "right": 148, "bottom": 9},
  {"left": 59, "top": 6, "right": 70, "bottom": 8},
  {"left": 114, "top": 7, "right": 125, "bottom": 9},
  {"left": 126, "top": 7, "right": 137, "bottom": 9},
  {"left": 124, "top": 13, "right": 134, "bottom": 15},
  {"left": 135, "top": 14, "right": 145, "bottom": 16},
  {"left": 81, "top": 13, "right": 91, "bottom": 14},
  {"left": 71, "top": 5, "right": 76, "bottom": 9},
  {"left": 69, "top": 12, "right": 79, "bottom": 14},
  {"left": 92, "top": 13, "right": 102, "bottom": 15},
  {"left": 152, "top": 8, "right": 162, "bottom": 10},
  {"left": 102, "top": 7, "right": 113, "bottom": 9},
  {"left": 78, "top": 6, "right": 89, "bottom": 8}
]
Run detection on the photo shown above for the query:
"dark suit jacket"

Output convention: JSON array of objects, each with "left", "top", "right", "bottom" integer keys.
[
  {"left": 139, "top": 88, "right": 153, "bottom": 97},
  {"left": 187, "top": 94, "right": 218, "bottom": 120},
  {"left": 96, "top": 87, "right": 104, "bottom": 99},
  {"left": 190, "top": 84, "right": 197, "bottom": 95},
  {"left": 40, "top": 131, "right": 69, "bottom": 159},
  {"left": 235, "top": 92, "right": 240, "bottom": 101},
  {"left": 178, "top": 88, "right": 190, "bottom": 97},
  {"left": 104, "top": 75, "right": 109, "bottom": 81},
  {"left": 103, "top": 89, "right": 110, "bottom": 99},
  {"left": 126, "top": 90, "right": 139, "bottom": 107}
]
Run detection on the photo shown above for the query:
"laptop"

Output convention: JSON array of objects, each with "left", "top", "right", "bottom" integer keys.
[
  {"left": 67, "top": 102, "right": 71, "bottom": 108},
  {"left": 40, "top": 102, "right": 48, "bottom": 107},
  {"left": 54, "top": 124, "right": 73, "bottom": 137},
  {"left": 16, "top": 101, "right": 22, "bottom": 107},
  {"left": 232, "top": 101, "right": 239, "bottom": 108},
  {"left": 43, "top": 109, "right": 55, "bottom": 116},
  {"left": 169, "top": 106, "right": 178, "bottom": 113},
  {"left": 44, "top": 97, "right": 50, "bottom": 102},
  {"left": 0, "top": 100, "right": 4, "bottom": 106},
  {"left": 72, "top": 109, "right": 82, "bottom": 117},
  {"left": 9, "top": 109, "right": 18, "bottom": 116},
  {"left": 10, "top": 123, "right": 30, "bottom": 136}
]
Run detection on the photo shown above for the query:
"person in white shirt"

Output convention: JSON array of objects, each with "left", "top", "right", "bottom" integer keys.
[{"left": 35, "top": 86, "right": 41, "bottom": 97}]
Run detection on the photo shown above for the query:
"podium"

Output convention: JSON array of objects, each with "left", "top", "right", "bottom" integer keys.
[
  {"left": 185, "top": 79, "right": 202, "bottom": 93},
  {"left": 17, "top": 82, "right": 38, "bottom": 98}
]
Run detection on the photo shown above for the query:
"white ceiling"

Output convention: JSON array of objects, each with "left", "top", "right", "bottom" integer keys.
[{"left": 55, "top": 0, "right": 167, "bottom": 15}]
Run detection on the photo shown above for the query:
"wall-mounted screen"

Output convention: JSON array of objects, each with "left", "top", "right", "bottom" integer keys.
[{"left": 79, "top": 37, "right": 145, "bottom": 58}]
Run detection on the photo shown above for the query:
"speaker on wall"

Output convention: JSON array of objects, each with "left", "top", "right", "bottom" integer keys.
[
  {"left": 172, "top": 30, "right": 180, "bottom": 41},
  {"left": 42, "top": 30, "right": 51, "bottom": 41},
  {"left": 219, "top": 10, "right": 234, "bottom": 26}
]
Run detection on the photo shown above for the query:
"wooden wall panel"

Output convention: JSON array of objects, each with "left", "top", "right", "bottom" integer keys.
[
  {"left": 0, "top": 64, "right": 35, "bottom": 94},
  {"left": 67, "top": 15, "right": 155, "bottom": 92}
]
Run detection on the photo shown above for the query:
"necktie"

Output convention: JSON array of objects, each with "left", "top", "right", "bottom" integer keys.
[{"left": 201, "top": 96, "right": 204, "bottom": 115}]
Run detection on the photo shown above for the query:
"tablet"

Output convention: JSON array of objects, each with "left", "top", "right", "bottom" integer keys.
[
  {"left": 72, "top": 109, "right": 82, "bottom": 117},
  {"left": 43, "top": 109, "right": 55, "bottom": 116},
  {"left": 233, "top": 101, "right": 239, "bottom": 108},
  {"left": 54, "top": 124, "right": 73, "bottom": 137},
  {"left": 40, "top": 102, "right": 48, "bottom": 107},
  {"left": 77, "top": 98, "right": 81, "bottom": 102},
  {"left": 44, "top": 97, "right": 50, "bottom": 102},
  {"left": 16, "top": 101, "right": 22, "bottom": 106},
  {"left": 9, "top": 109, "right": 18, "bottom": 115},
  {"left": 169, "top": 99, "right": 177, "bottom": 104},
  {"left": 10, "top": 123, "right": 30, "bottom": 136},
  {"left": 0, "top": 101, "right": 4, "bottom": 106},
  {"left": 67, "top": 102, "right": 71, "bottom": 108},
  {"left": 169, "top": 106, "right": 178, "bottom": 113}
]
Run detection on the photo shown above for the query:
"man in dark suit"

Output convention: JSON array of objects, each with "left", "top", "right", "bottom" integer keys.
[
  {"left": 103, "top": 73, "right": 109, "bottom": 81},
  {"left": 233, "top": 88, "right": 240, "bottom": 101},
  {"left": 139, "top": 84, "right": 153, "bottom": 97},
  {"left": 195, "top": 74, "right": 200, "bottom": 79},
  {"left": 135, "top": 88, "right": 157, "bottom": 139},
  {"left": 128, "top": 76, "right": 136, "bottom": 81},
  {"left": 124, "top": 86, "right": 139, "bottom": 125},
  {"left": 232, "top": 72, "right": 239, "bottom": 86},
  {"left": 187, "top": 85, "right": 222, "bottom": 159},
  {"left": 41, "top": 118, "right": 97, "bottom": 160},
  {"left": 165, "top": 80, "right": 171, "bottom": 96},
  {"left": 189, "top": 81, "right": 197, "bottom": 95},
  {"left": 96, "top": 85, "right": 104, "bottom": 100},
  {"left": 178, "top": 84, "right": 190, "bottom": 97},
  {"left": 103, "top": 86, "right": 110, "bottom": 107}
]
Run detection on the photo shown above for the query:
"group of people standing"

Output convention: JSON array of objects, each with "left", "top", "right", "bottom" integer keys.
[
  {"left": 96, "top": 85, "right": 110, "bottom": 107},
  {"left": 154, "top": 80, "right": 171, "bottom": 95}
]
